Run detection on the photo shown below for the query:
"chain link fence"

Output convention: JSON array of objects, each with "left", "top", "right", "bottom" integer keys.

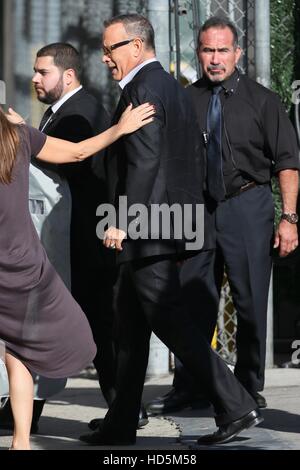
[{"left": 170, "top": 0, "right": 255, "bottom": 85}]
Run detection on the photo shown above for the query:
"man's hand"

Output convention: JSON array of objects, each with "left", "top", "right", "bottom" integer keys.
[
  {"left": 103, "top": 226, "right": 126, "bottom": 251},
  {"left": 6, "top": 108, "right": 25, "bottom": 125},
  {"left": 274, "top": 219, "right": 298, "bottom": 257}
]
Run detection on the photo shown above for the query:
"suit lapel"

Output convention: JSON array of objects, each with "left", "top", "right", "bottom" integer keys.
[
  {"left": 107, "top": 63, "right": 163, "bottom": 204},
  {"left": 42, "top": 89, "right": 86, "bottom": 133},
  {"left": 106, "top": 94, "right": 126, "bottom": 204}
]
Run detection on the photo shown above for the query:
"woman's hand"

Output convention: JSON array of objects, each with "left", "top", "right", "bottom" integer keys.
[
  {"left": 6, "top": 108, "right": 25, "bottom": 125},
  {"left": 117, "top": 103, "right": 155, "bottom": 136}
]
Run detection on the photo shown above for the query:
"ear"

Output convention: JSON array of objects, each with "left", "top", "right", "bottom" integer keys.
[
  {"left": 132, "top": 38, "right": 144, "bottom": 58},
  {"left": 234, "top": 46, "right": 242, "bottom": 65},
  {"left": 64, "top": 68, "right": 76, "bottom": 86}
]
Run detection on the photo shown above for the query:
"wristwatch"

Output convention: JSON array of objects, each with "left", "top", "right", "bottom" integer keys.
[{"left": 281, "top": 213, "right": 299, "bottom": 224}]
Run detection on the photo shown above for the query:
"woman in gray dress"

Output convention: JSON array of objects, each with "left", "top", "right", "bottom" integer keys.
[{"left": 0, "top": 103, "right": 154, "bottom": 450}]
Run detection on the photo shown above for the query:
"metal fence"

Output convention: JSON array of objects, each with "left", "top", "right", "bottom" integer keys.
[{"left": 170, "top": 0, "right": 256, "bottom": 82}]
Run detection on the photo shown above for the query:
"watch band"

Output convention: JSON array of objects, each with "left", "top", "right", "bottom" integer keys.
[{"left": 281, "top": 213, "right": 299, "bottom": 224}]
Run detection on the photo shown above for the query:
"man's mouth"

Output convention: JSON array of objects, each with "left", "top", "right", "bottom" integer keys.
[{"left": 208, "top": 66, "right": 225, "bottom": 75}]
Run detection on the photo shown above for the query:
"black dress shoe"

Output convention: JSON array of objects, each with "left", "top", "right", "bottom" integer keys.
[
  {"left": 88, "top": 406, "right": 148, "bottom": 431},
  {"left": 197, "top": 409, "right": 263, "bottom": 445},
  {"left": 250, "top": 392, "right": 267, "bottom": 409},
  {"left": 88, "top": 418, "right": 102, "bottom": 431},
  {"left": 146, "top": 388, "right": 209, "bottom": 415},
  {"left": 79, "top": 428, "right": 136, "bottom": 446}
]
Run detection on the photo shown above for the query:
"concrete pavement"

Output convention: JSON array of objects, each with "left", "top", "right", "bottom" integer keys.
[{"left": 0, "top": 368, "right": 300, "bottom": 450}]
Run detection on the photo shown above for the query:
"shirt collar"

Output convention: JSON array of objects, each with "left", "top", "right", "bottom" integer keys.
[
  {"left": 119, "top": 58, "right": 158, "bottom": 90},
  {"left": 205, "top": 68, "right": 240, "bottom": 94},
  {"left": 221, "top": 68, "right": 240, "bottom": 94},
  {"left": 51, "top": 85, "right": 83, "bottom": 114}
]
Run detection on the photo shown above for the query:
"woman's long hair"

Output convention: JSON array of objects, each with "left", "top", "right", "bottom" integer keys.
[{"left": 0, "top": 107, "right": 20, "bottom": 184}]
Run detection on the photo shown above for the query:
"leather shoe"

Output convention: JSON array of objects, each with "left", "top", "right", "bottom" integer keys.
[
  {"left": 146, "top": 388, "right": 210, "bottom": 415},
  {"left": 79, "top": 427, "right": 136, "bottom": 446},
  {"left": 197, "top": 409, "right": 263, "bottom": 445},
  {"left": 88, "top": 405, "right": 148, "bottom": 431},
  {"left": 250, "top": 392, "right": 267, "bottom": 409},
  {"left": 137, "top": 405, "right": 149, "bottom": 428}
]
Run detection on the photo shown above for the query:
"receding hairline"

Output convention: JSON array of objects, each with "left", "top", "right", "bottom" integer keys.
[
  {"left": 198, "top": 24, "right": 239, "bottom": 49},
  {"left": 103, "top": 15, "right": 156, "bottom": 52}
]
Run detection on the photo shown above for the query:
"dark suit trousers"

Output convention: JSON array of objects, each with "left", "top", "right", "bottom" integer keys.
[
  {"left": 174, "top": 184, "right": 274, "bottom": 394},
  {"left": 102, "top": 255, "right": 256, "bottom": 441},
  {"left": 71, "top": 253, "right": 117, "bottom": 405}
]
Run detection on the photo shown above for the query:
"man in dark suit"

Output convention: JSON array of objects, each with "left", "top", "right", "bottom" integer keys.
[
  {"left": 80, "top": 14, "right": 262, "bottom": 447},
  {"left": 0, "top": 43, "right": 117, "bottom": 431},
  {"left": 147, "top": 16, "right": 300, "bottom": 416}
]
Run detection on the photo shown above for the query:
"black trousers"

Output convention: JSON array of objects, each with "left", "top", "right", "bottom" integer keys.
[
  {"left": 101, "top": 255, "right": 256, "bottom": 441},
  {"left": 71, "top": 253, "right": 117, "bottom": 405},
  {"left": 174, "top": 184, "right": 274, "bottom": 395}
]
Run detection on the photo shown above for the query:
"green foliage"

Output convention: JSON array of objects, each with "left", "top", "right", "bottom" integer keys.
[
  {"left": 270, "top": 0, "right": 300, "bottom": 223},
  {"left": 270, "top": 0, "right": 296, "bottom": 110}
]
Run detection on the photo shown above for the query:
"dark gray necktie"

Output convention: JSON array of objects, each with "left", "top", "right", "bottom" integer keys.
[
  {"left": 39, "top": 107, "right": 53, "bottom": 131},
  {"left": 206, "top": 85, "right": 226, "bottom": 202}
]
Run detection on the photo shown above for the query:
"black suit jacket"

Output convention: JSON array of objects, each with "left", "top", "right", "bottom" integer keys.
[
  {"left": 40, "top": 88, "right": 110, "bottom": 269},
  {"left": 106, "top": 62, "right": 209, "bottom": 263}
]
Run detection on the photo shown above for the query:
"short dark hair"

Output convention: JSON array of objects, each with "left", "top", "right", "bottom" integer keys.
[
  {"left": 104, "top": 14, "right": 155, "bottom": 52},
  {"left": 198, "top": 16, "right": 239, "bottom": 49},
  {"left": 36, "top": 43, "right": 82, "bottom": 80}
]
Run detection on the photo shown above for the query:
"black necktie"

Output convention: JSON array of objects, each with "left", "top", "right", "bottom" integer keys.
[
  {"left": 206, "top": 85, "right": 226, "bottom": 202},
  {"left": 39, "top": 107, "right": 53, "bottom": 131}
]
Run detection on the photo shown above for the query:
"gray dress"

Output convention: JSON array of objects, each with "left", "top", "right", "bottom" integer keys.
[{"left": 0, "top": 125, "right": 96, "bottom": 379}]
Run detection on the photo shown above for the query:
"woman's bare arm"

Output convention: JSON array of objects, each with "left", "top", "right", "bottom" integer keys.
[
  {"left": 36, "top": 103, "right": 154, "bottom": 163},
  {"left": 6, "top": 103, "right": 155, "bottom": 164},
  {"left": 37, "top": 103, "right": 154, "bottom": 163}
]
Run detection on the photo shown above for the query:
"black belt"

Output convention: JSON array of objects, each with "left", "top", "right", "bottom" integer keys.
[{"left": 225, "top": 181, "right": 258, "bottom": 199}]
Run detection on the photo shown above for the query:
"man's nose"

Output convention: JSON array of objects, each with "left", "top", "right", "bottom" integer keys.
[
  {"left": 211, "top": 51, "right": 221, "bottom": 64},
  {"left": 32, "top": 73, "right": 40, "bottom": 83},
  {"left": 102, "top": 53, "right": 110, "bottom": 64}
]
